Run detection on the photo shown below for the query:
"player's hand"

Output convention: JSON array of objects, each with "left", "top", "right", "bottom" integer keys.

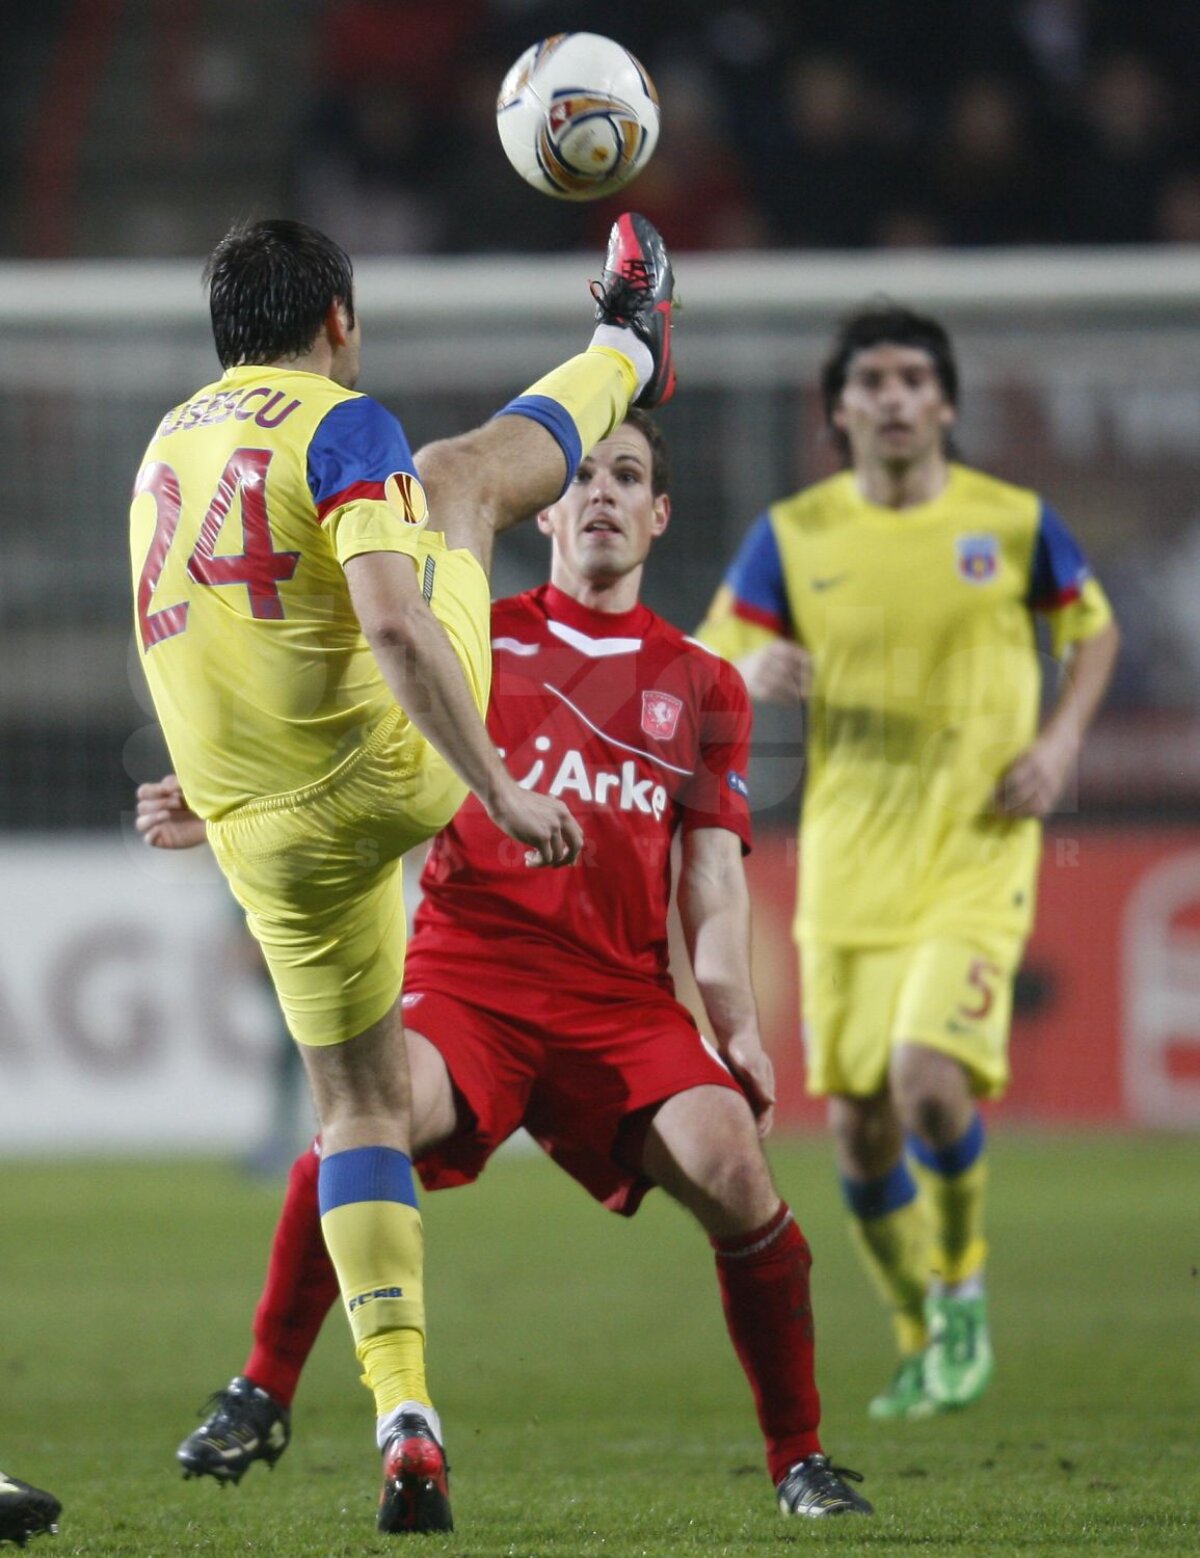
[
  {"left": 487, "top": 780, "right": 583, "bottom": 867},
  {"left": 994, "top": 730, "right": 1076, "bottom": 818},
  {"left": 723, "top": 1033, "right": 776, "bottom": 1138},
  {"left": 737, "top": 642, "right": 812, "bottom": 705},
  {"left": 135, "top": 773, "right": 207, "bottom": 849}
]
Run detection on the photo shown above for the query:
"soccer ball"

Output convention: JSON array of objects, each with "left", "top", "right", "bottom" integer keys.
[{"left": 496, "top": 33, "right": 660, "bottom": 201}]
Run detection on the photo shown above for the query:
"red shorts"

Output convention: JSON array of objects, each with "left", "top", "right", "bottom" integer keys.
[{"left": 402, "top": 961, "right": 739, "bottom": 1216}]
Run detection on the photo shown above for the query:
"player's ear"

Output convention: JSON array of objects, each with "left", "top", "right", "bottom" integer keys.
[
  {"left": 535, "top": 507, "right": 555, "bottom": 536},
  {"left": 939, "top": 400, "right": 958, "bottom": 430},
  {"left": 325, "top": 299, "right": 350, "bottom": 347},
  {"left": 650, "top": 494, "right": 670, "bottom": 537}
]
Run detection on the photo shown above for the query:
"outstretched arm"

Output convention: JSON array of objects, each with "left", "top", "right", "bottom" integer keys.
[
  {"left": 997, "top": 619, "right": 1121, "bottom": 817},
  {"left": 677, "top": 826, "right": 775, "bottom": 1137},
  {"left": 344, "top": 549, "right": 582, "bottom": 866}
]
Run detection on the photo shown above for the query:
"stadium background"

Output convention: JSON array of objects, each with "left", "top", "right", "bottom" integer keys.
[{"left": 1, "top": 0, "right": 1198, "bottom": 1153}]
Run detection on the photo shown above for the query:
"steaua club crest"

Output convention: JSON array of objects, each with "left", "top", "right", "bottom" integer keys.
[
  {"left": 956, "top": 533, "right": 999, "bottom": 583},
  {"left": 641, "top": 690, "right": 683, "bottom": 740}
]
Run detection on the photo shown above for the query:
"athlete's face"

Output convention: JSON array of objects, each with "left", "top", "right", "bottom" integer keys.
[
  {"left": 538, "top": 425, "right": 670, "bottom": 589},
  {"left": 832, "top": 343, "right": 956, "bottom": 471}
]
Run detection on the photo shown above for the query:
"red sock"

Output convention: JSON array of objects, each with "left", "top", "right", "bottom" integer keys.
[
  {"left": 712, "top": 1201, "right": 822, "bottom": 1485},
  {"left": 243, "top": 1143, "right": 340, "bottom": 1408}
]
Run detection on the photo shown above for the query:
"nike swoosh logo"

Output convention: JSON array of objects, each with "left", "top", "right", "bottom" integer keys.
[{"left": 810, "top": 573, "right": 850, "bottom": 592}]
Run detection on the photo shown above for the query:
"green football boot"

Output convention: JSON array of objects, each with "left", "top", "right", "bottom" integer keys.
[
  {"left": 924, "top": 1293, "right": 994, "bottom": 1408},
  {"left": 867, "top": 1352, "right": 940, "bottom": 1420}
]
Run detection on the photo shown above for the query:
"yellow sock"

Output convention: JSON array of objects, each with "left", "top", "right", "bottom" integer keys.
[
  {"left": 908, "top": 1114, "right": 989, "bottom": 1286},
  {"left": 498, "top": 347, "right": 639, "bottom": 482},
  {"left": 319, "top": 1147, "right": 429, "bottom": 1417},
  {"left": 358, "top": 1328, "right": 430, "bottom": 1416},
  {"left": 848, "top": 1200, "right": 934, "bottom": 1354},
  {"left": 841, "top": 1161, "right": 934, "bottom": 1355},
  {"left": 916, "top": 1157, "right": 989, "bottom": 1285}
]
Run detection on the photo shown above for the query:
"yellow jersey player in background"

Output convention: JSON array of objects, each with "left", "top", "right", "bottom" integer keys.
[
  {"left": 697, "top": 304, "right": 1119, "bottom": 1422},
  {"left": 130, "top": 213, "right": 677, "bottom": 1533}
]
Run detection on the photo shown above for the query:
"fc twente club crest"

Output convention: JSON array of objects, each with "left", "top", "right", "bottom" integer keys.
[{"left": 641, "top": 690, "right": 682, "bottom": 740}]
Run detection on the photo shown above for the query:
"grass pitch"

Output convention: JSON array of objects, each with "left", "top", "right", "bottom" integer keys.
[{"left": 2, "top": 1134, "right": 1198, "bottom": 1556}]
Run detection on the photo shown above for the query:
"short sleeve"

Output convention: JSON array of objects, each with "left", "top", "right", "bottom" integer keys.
[
  {"left": 679, "top": 658, "right": 753, "bottom": 851},
  {"left": 308, "top": 396, "right": 429, "bottom": 565},
  {"left": 1028, "top": 500, "right": 1114, "bottom": 653},
  {"left": 694, "top": 511, "right": 793, "bottom": 661}
]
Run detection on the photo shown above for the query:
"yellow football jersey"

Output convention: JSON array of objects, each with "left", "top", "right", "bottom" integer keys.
[
  {"left": 130, "top": 366, "right": 431, "bottom": 819},
  {"left": 697, "top": 464, "right": 1112, "bottom": 945}
]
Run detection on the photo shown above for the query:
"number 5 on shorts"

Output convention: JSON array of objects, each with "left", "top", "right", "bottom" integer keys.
[{"left": 959, "top": 957, "right": 1002, "bottom": 1023}]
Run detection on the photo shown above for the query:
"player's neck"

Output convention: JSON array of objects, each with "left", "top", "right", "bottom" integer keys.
[
  {"left": 549, "top": 565, "right": 643, "bottom": 616},
  {"left": 855, "top": 452, "right": 950, "bottom": 510},
  {"left": 261, "top": 344, "right": 337, "bottom": 381}
]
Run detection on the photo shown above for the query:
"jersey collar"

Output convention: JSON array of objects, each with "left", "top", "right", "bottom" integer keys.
[{"left": 539, "top": 583, "right": 653, "bottom": 639}]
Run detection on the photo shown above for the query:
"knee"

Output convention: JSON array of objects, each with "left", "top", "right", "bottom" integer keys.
[
  {"left": 415, "top": 435, "right": 484, "bottom": 517},
  {"left": 647, "top": 1089, "right": 780, "bottom": 1234},
  {"left": 890, "top": 1047, "right": 972, "bottom": 1147},
  {"left": 828, "top": 1094, "right": 901, "bottom": 1177},
  {"left": 902, "top": 1092, "right": 961, "bottom": 1146},
  {"left": 704, "top": 1146, "right": 777, "bottom": 1227},
  {"left": 658, "top": 1129, "right": 777, "bottom": 1235},
  {"left": 413, "top": 435, "right": 465, "bottom": 495}
]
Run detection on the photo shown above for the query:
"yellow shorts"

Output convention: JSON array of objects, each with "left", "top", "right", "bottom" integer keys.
[
  {"left": 207, "top": 537, "right": 491, "bottom": 1048},
  {"left": 800, "top": 933, "right": 1023, "bottom": 1100}
]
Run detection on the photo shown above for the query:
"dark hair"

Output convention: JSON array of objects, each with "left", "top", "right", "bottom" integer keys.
[
  {"left": 203, "top": 219, "right": 355, "bottom": 369},
  {"left": 820, "top": 302, "right": 959, "bottom": 431},
  {"left": 621, "top": 407, "right": 670, "bottom": 495}
]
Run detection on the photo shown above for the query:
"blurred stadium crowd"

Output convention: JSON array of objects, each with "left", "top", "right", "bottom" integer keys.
[
  {"left": 2, "top": 0, "right": 1199, "bottom": 258},
  {"left": 0, "top": 0, "right": 1196, "bottom": 832},
  {"left": 293, "top": 0, "right": 1200, "bottom": 255}
]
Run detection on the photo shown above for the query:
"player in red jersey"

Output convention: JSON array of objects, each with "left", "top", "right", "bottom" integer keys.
[{"left": 140, "top": 412, "right": 872, "bottom": 1521}]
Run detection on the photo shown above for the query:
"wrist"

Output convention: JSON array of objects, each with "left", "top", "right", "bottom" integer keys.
[
  {"left": 1041, "top": 721, "right": 1081, "bottom": 765},
  {"left": 482, "top": 765, "right": 519, "bottom": 812},
  {"left": 717, "top": 1024, "right": 762, "bottom": 1054}
]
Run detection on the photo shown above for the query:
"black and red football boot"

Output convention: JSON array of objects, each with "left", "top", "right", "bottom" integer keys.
[
  {"left": 591, "top": 211, "right": 678, "bottom": 408},
  {"left": 377, "top": 1411, "right": 453, "bottom": 1534}
]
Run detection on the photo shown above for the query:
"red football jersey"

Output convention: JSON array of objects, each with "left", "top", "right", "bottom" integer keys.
[{"left": 408, "top": 583, "right": 753, "bottom": 992}]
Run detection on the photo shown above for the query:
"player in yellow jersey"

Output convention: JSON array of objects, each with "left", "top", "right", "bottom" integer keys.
[
  {"left": 697, "top": 304, "right": 1119, "bottom": 1421},
  {"left": 130, "top": 214, "right": 677, "bottom": 1533}
]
